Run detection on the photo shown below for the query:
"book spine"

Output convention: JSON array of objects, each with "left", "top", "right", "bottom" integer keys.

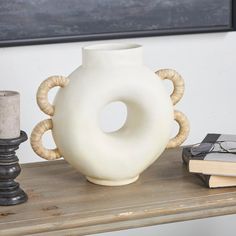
[
  {"left": 182, "top": 147, "right": 191, "bottom": 166},
  {"left": 182, "top": 147, "right": 210, "bottom": 188},
  {"left": 196, "top": 173, "right": 211, "bottom": 188}
]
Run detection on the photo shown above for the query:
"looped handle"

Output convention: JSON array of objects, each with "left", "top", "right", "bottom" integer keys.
[
  {"left": 167, "top": 110, "right": 190, "bottom": 148},
  {"left": 37, "top": 76, "right": 69, "bottom": 116},
  {"left": 30, "top": 119, "right": 62, "bottom": 160},
  {"left": 156, "top": 69, "right": 184, "bottom": 105},
  {"left": 156, "top": 68, "right": 189, "bottom": 147}
]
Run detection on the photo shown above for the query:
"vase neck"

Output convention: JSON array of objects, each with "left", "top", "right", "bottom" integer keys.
[{"left": 82, "top": 43, "right": 143, "bottom": 67}]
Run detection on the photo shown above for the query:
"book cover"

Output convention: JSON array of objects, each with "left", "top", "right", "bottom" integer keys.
[{"left": 185, "top": 133, "right": 236, "bottom": 176}]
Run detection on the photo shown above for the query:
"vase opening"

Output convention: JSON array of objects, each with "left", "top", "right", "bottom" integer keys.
[
  {"left": 82, "top": 43, "right": 143, "bottom": 66},
  {"left": 83, "top": 43, "right": 141, "bottom": 51}
]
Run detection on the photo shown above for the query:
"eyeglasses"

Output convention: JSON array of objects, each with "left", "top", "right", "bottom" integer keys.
[{"left": 190, "top": 141, "right": 236, "bottom": 156}]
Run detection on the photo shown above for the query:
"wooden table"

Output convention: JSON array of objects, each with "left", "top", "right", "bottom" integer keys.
[{"left": 1, "top": 148, "right": 236, "bottom": 236}]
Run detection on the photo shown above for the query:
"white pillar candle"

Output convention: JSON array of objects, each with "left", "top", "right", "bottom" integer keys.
[{"left": 0, "top": 91, "right": 20, "bottom": 139}]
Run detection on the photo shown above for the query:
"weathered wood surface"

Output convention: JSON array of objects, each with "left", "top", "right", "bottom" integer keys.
[{"left": 1, "top": 148, "right": 236, "bottom": 235}]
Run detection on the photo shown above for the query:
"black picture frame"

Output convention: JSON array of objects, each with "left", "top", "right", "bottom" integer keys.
[
  {"left": 0, "top": 0, "right": 235, "bottom": 47},
  {"left": 233, "top": 0, "right": 236, "bottom": 30}
]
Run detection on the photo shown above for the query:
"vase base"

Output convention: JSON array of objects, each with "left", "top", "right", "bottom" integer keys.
[{"left": 86, "top": 175, "right": 139, "bottom": 186}]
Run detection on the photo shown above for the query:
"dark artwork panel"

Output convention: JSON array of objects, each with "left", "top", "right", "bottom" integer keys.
[{"left": 0, "top": 0, "right": 234, "bottom": 47}]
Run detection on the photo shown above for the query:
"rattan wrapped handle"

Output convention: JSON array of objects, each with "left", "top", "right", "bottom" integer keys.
[
  {"left": 167, "top": 110, "right": 190, "bottom": 148},
  {"left": 156, "top": 69, "right": 184, "bottom": 105},
  {"left": 37, "top": 76, "right": 69, "bottom": 116},
  {"left": 156, "top": 69, "right": 189, "bottom": 147},
  {"left": 30, "top": 119, "right": 61, "bottom": 160}
]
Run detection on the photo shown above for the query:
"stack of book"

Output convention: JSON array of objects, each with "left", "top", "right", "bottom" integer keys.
[{"left": 182, "top": 133, "right": 236, "bottom": 188}]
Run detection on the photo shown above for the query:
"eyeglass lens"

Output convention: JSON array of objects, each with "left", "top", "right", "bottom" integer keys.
[{"left": 220, "top": 141, "right": 236, "bottom": 152}]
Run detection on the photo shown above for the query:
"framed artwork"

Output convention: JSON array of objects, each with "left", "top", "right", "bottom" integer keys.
[{"left": 0, "top": 0, "right": 235, "bottom": 47}]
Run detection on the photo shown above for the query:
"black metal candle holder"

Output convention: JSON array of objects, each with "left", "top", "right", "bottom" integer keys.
[{"left": 0, "top": 131, "right": 28, "bottom": 206}]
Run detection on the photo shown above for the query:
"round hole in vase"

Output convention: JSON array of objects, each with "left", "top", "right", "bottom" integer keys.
[{"left": 99, "top": 101, "right": 128, "bottom": 133}]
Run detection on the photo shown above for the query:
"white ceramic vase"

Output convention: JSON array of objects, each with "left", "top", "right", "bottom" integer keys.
[{"left": 31, "top": 43, "right": 189, "bottom": 186}]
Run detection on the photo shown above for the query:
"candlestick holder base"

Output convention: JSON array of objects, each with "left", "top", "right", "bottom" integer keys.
[{"left": 0, "top": 131, "right": 28, "bottom": 206}]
